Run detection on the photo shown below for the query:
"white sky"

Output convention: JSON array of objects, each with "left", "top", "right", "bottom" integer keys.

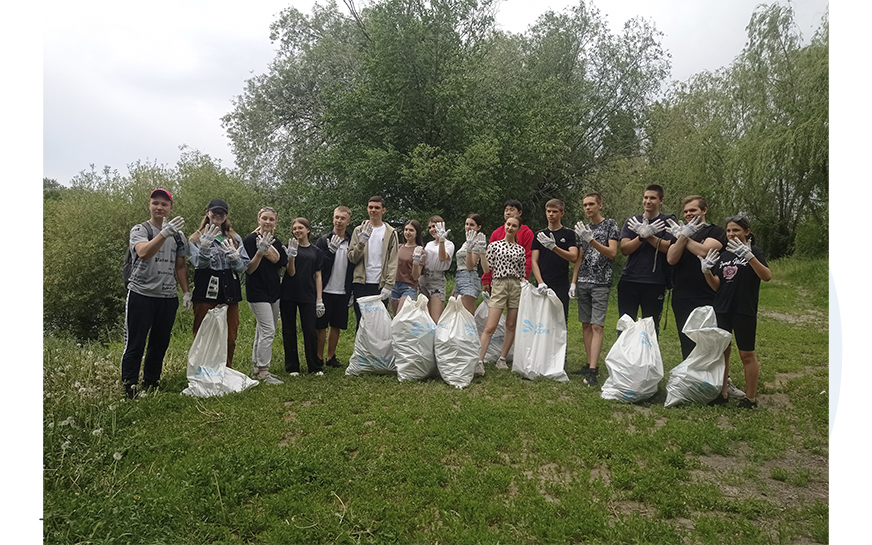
[{"left": 42, "top": 0, "right": 829, "bottom": 184}]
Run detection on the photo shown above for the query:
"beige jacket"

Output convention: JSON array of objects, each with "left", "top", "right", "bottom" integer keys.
[{"left": 348, "top": 222, "right": 399, "bottom": 289}]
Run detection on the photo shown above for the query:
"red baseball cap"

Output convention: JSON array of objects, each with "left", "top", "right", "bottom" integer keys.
[{"left": 150, "top": 188, "right": 173, "bottom": 202}]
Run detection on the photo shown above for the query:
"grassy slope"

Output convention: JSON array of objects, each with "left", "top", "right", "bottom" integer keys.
[{"left": 43, "top": 257, "right": 828, "bottom": 544}]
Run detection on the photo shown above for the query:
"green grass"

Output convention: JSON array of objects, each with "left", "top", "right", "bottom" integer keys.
[{"left": 43, "top": 257, "right": 828, "bottom": 544}]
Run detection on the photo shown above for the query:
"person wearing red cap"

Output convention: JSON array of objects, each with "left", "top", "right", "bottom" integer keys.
[{"left": 121, "top": 188, "right": 190, "bottom": 399}]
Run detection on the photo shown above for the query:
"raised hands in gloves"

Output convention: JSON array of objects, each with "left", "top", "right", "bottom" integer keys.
[
  {"left": 666, "top": 215, "right": 702, "bottom": 239},
  {"left": 465, "top": 229, "right": 478, "bottom": 250},
  {"left": 537, "top": 283, "right": 549, "bottom": 295},
  {"left": 412, "top": 246, "right": 425, "bottom": 266},
  {"left": 327, "top": 234, "right": 342, "bottom": 254},
  {"left": 160, "top": 216, "right": 184, "bottom": 239},
  {"left": 380, "top": 287, "right": 391, "bottom": 301},
  {"left": 182, "top": 291, "right": 193, "bottom": 311},
  {"left": 726, "top": 238, "right": 754, "bottom": 261},
  {"left": 219, "top": 238, "right": 240, "bottom": 261},
  {"left": 569, "top": 283, "right": 577, "bottom": 299},
  {"left": 358, "top": 221, "right": 373, "bottom": 244},
  {"left": 316, "top": 299, "right": 326, "bottom": 318},
  {"left": 200, "top": 224, "right": 221, "bottom": 246},
  {"left": 537, "top": 231, "right": 557, "bottom": 251},
  {"left": 628, "top": 217, "right": 665, "bottom": 239},
  {"left": 285, "top": 238, "right": 299, "bottom": 259},
  {"left": 574, "top": 220, "right": 594, "bottom": 243},
  {"left": 474, "top": 233, "right": 488, "bottom": 254},
  {"left": 699, "top": 248, "right": 720, "bottom": 274},
  {"left": 435, "top": 221, "right": 451, "bottom": 243},
  {"left": 256, "top": 232, "right": 275, "bottom": 255}
]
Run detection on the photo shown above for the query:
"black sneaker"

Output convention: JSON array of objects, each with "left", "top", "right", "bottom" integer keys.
[
  {"left": 571, "top": 363, "right": 591, "bottom": 376},
  {"left": 124, "top": 383, "right": 138, "bottom": 399},
  {"left": 737, "top": 398, "right": 758, "bottom": 409},
  {"left": 707, "top": 394, "right": 729, "bottom": 406},
  {"left": 584, "top": 367, "right": 599, "bottom": 387},
  {"left": 142, "top": 379, "right": 160, "bottom": 392},
  {"left": 326, "top": 356, "right": 342, "bottom": 368}
]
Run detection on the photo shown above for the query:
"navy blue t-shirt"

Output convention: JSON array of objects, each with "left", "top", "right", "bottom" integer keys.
[{"left": 619, "top": 213, "right": 677, "bottom": 286}]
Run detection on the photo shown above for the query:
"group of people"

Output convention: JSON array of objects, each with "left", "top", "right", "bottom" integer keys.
[{"left": 121, "top": 186, "right": 771, "bottom": 409}]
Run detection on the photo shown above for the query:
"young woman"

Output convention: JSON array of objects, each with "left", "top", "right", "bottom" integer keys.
[
  {"left": 391, "top": 220, "right": 426, "bottom": 315},
  {"left": 280, "top": 217, "right": 325, "bottom": 376},
  {"left": 242, "top": 207, "right": 288, "bottom": 384},
  {"left": 455, "top": 213, "right": 487, "bottom": 315},
  {"left": 702, "top": 215, "right": 772, "bottom": 408},
  {"left": 419, "top": 216, "right": 455, "bottom": 322},
  {"left": 188, "top": 198, "right": 251, "bottom": 369},
  {"left": 478, "top": 216, "right": 526, "bottom": 373}
]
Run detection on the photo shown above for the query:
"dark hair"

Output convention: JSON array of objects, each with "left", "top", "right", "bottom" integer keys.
[
  {"left": 505, "top": 216, "right": 521, "bottom": 228},
  {"left": 368, "top": 196, "right": 386, "bottom": 208},
  {"left": 682, "top": 195, "right": 707, "bottom": 210},
  {"left": 191, "top": 214, "right": 238, "bottom": 248},
  {"left": 504, "top": 199, "right": 523, "bottom": 213},
  {"left": 466, "top": 213, "right": 483, "bottom": 227},
  {"left": 404, "top": 220, "right": 424, "bottom": 247},
  {"left": 427, "top": 215, "right": 444, "bottom": 225},
  {"left": 293, "top": 217, "right": 311, "bottom": 230},
  {"left": 725, "top": 215, "right": 755, "bottom": 246},
  {"left": 584, "top": 192, "right": 603, "bottom": 205},
  {"left": 545, "top": 198, "right": 565, "bottom": 211},
  {"left": 645, "top": 184, "right": 664, "bottom": 199}
]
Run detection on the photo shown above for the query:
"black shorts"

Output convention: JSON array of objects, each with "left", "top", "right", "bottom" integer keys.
[
  {"left": 316, "top": 292, "right": 350, "bottom": 330},
  {"left": 715, "top": 311, "right": 757, "bottom": 352}
]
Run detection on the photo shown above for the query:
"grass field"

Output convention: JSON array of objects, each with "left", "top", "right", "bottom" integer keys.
[{"left": 43, "top": 257, "right": 828, "bottom": 544}]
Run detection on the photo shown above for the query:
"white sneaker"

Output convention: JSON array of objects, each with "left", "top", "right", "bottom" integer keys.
[
  {"left": 474, "top": 362, "right": 485, "bottom": 376},
  {"left": 726, "top": 377, "right": 746, "bottom": 399},
  {"left": 288, "top": 372, "right": 300, "bottom": 377},
  {"left": 314, "top": 371, "right": 324, "bottom": 376},
  {"left": 495, "top": 357, "right": 509, "bottom": 370}
]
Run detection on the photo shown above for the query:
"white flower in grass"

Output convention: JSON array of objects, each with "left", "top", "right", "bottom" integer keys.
[
  {"left": 92, "top": 428, "right": 103, "bottom": 436},
  {"left": 61, "top": 441, "right": 70, "bottom": 450},
  {"left": 47, "top": 422, "right": 54, "bottom": 428},
  {"left": 113, "top": 452, "right": 123, "bottom": 461}
]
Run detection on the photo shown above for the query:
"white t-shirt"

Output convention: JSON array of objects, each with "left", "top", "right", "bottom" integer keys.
[
  {"left": 324, "top": 239, "right": 349, "bottom": 295},
  {"left": 365, "top": 224, "right": 387, "bottom": 284},
  {"left": 423, "top": 240, "right": 455, "bottom": 273}
]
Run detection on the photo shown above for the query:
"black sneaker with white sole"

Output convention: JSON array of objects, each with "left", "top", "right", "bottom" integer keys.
[
  {"left": 737, "top": 398, "right": 758, "bottom": 409},
  {"left": 584, "top": 367, "right": 599, "bottom": 387}
]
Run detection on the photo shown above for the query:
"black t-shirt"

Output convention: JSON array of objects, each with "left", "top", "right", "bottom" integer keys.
[
  {"left": 672, "top": 223, "right": 728, "bottom": 302},
  {"left": 713, "top": 246, "right": 767, "bottom": 315},
  {"left": 619, "top": 213, "right": 677, "bottom": 286},
  {"left": 243, "top": 232, "right": 289, "bottom": 303},
  {"left": 530, "top": 227, "right": 577, "bottom": 284},
  {"left": 280, "top": 244, "right": 324, "bottom": 303}
]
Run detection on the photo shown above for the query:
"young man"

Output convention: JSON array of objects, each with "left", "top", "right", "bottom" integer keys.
[
  {"left": 617, "top": 184, "right": 677, "bottom": 336},
  {"left": 481, "top": 200, "right": 535, "bottom": 292},
  {"left": 120, "top": 188, "right": 190, "bottom": 399},
  {"left": 348, "top": 196, "right": 399, "bottom": 328},
  {"left": 315, "top": 206, "right": 355, "bottom": 367},
  {"left": 666, "top": 195, "right": 728, "bottom": 359},
  {"left": 570, "top": 192, "right": 619, "bottom": 387},
  {"left": 531, "top": 198, "right": 578, "bottom": 323}
]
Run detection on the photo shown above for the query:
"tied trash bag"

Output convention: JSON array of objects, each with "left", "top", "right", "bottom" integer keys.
[
  {"left": 474, "top": 292, "right": 514, "bottom": 362},
  {"left": 347, "top": 294, "right": 396, "bottom": 376},
  {"left": 512, "top": 282, "right": 568, "bottom": 382},
  {"left": 435, "top": 296, "right": 480, "bottom": 388},
  {"left": 601, "top": 315, "right": 664, "bottom": 403},
  {"left": 182, "top": 305, "right": 258, "bottom": 397},
  {"left": 392, "top": 295, "right": 438, "bottom": 381},
  {"left": 665, "top": 306, "right": 732, "bottom": 407}
]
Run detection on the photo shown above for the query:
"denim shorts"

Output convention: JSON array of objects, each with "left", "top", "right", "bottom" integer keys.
[
  {"left": 419, "top": 270, "right": 447, "bottom": 301},
  {"left": 391, "top": 281, "right": 417, "bottom": 300},
  {"left": 454, "top": 269, "right": 481, "bottom": 297}
]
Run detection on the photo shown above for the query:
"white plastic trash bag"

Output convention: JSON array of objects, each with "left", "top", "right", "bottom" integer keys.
[
  {"left": 665, "top": 306, "right": 732, "bottom": 407},
  {"left": 435, "top": 296, "right": 480, "bottom": 388},
  {"left": 474, "top": 292, "right": 514, "bottom": 362},
  {"left": 182, "top": 305, "right": 258, "bottom": 397},
  {"left": 392, "top": 295, "right": 438, "bottom": 381},
  {"left": 512, "top": 282, "right": 569, "bottom": 382},
  {"left": 601, "top": 315, "right": 664, "bottom": 403},
  {"left": 347, "top": 294, "right": 396, "bottom": 376}
]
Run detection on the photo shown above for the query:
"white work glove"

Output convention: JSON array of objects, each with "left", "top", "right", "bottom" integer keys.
[
  {"left": 358, "top": 221, "right": 373, "bottom": 244},
  {"left": 628, "top": 217, "right": 665, "bottom": 239},
  {"left": 285, "top": 238, "right": 299, "bottom": 259},
  {"left": 412, "top": 246, "right": 424, "bottom": 266},
  {"left": 200, "top": 224, "right": 220, "bottom": 246},
  {"left": 182, "top": 291, "right": 192, "bottom": 311},
  {"left": 465, "top": 229, "right": 477, "bottom": 250},
  {"left": 160, "top": 216, "right": 184, "bottom": 239},
  {"left": 348, "top": 294, "right": 355, "bottom": 308},
  {"left": 474, "top": 234, "right": 488, "bottom": 255},
  {"left": 219, "top": 238, "right": 240, "bottom": 261},
  {"left": 316, "top": 299, "right": 325, "bottom": 318},
  {"left": 536, "top": 231, "right": 557, "bottom": 251},
  {"left": 380, "top": 287, "right": 391, "bottom": 301},
  {"left": 435, "top": 221, "right": 451, "bottom": 243},
  {"left": 726, "top": 238, "right": 754, "bottom": 261},
  {"left": 256, "top": 232, "right": 274, "bottom": 255},
  {"left": 699, "top": 248, "right": 720, "bottom": 274},
  {"left": 327, "top": 234, "right": 342, "bottom": 254},
  {"left": 536, "top": 283, "right": 549, "bottom": 295},
  {"left": 574, "top": 221, "right": 593, "bottom": 244},
  {"left": 569, "top": 284, "right": 577, "bottom": 299},
  {"left": 666, "top": 216, "right": 702, "bottom": 239}
]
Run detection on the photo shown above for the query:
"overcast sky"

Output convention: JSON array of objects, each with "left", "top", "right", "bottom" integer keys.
[{"left": 42, "top": 0, "right": 829, "bottom": 185}]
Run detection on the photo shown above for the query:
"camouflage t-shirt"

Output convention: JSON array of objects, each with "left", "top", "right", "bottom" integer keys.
[{"left": 576, "top": 218, "right": 619, "bottom": 286}]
